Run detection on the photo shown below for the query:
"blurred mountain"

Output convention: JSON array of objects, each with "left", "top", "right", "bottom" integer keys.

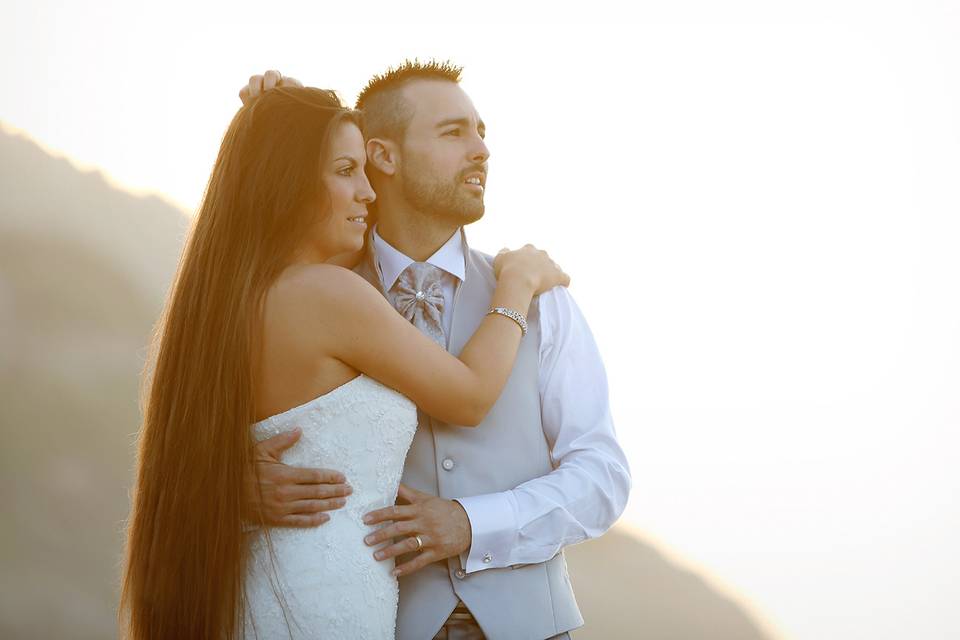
[
  {"left": 0, "top": 125, "right": 773, "bottom": 639},
  {"left": 0, "top": 125, "right": 187, "bottom": 639},
  {"left": 564, "top": 530, "right": 773, "bottom": 639}
]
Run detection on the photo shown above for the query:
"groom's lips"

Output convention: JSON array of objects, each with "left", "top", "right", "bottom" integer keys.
[{"left": 462, "top": 171, "right": 486, "bottom": 193}]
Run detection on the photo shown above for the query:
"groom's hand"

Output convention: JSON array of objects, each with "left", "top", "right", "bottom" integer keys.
[
  {"left": 243, "top": 427, "right": 352, "bottom": 527},
  {"left": 239, "top": 69, "right": 303, "bottom": 105},
  {"left": 362, "top": 484, "right": 472, "bottom": 577}
]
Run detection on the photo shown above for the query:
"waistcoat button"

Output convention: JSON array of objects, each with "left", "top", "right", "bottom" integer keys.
[
  {"left": 442, "top": 458, "right": 455, "bottom": 471},
  {"left": 455, "top": 568, "right": 467, "bottom": 579}
]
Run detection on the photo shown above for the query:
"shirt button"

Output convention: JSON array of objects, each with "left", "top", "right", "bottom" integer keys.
[
  {"left": 455, "top": 568, "right": 467, "bottom": 579},
  {"left": 482, "top": 553, "right": 492, "bottom": 564},
  {"left": 442, "top": 458, "right": 455, "bottom": 471}
]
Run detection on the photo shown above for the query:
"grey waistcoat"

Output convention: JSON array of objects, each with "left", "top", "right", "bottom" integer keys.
[{"left": 355, "top": 237, "right": 583, "bottom": 640}]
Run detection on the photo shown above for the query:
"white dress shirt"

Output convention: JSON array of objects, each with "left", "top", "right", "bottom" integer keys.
[{"left": 372, "top": 226, "right": 631, "bottom": 574}]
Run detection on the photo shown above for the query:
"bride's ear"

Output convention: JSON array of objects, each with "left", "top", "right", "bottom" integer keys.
[{"left": 366, "top": 138, "right": 398, "bottom": 176}]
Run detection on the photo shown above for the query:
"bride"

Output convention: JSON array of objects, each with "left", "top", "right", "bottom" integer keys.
[{"left": 118, "top": 86, "right": 568, "bottom": 638}]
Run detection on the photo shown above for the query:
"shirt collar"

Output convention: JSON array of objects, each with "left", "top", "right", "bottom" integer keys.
[{"left": 372, "top": 225, "right": 467, "bottom": 291}]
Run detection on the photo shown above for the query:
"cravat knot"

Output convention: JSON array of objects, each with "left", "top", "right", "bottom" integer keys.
[{"left": 392, "top": 262, "right": 447, "bottom": 346}]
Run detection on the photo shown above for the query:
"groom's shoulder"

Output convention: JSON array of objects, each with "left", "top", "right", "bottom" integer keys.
[
  {"left": 464, "top": 247, "right": 498, "bottom": 287},
  {"left": 468, "top": 247, "right": 496, "bottom": 269},
  {"left": 465, "top": 246, "right": 583, "bottom": 313}
]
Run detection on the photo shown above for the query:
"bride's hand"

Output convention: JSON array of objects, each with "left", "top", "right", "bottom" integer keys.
[
  {"left": 493, "top": 244, "right": 571, "bottom": 295},
  {"left": 239, "top": 69, "right": 303, "bottom": 105}
]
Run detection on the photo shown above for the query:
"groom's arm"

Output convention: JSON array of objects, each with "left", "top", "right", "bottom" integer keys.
[
  {"left": 244, "top": 428, "right": 352, "bottom": 528},
  {"left": 454, "top": 286, "right": 632, "bottom": 573},
  {"left": 239, "top": 69, "right": 302, "bottom": 104},
  {"left": 364, "top": 287, "right": 631, "bottom": 575}
]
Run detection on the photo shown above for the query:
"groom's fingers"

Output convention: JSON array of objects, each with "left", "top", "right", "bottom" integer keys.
[
  {"left": 392, "top": 549, "right": 438, "bottom": 578},
  {"left": 362, "top": 517, "right": 418, "bottom": 546},
  {"left": 263, "top": 69, "right": 282, "bottom": 91},
  {"left": 276, "top": 512, "right": 331, "bottom": 528},
  {"left": 247, "top": 74, "right": 265, "bottom": 101},
  {"left": 281, "top": 482, "right": 352, "bottom": 502},
  {"left": 277, "top": 465, "right": 346, "bottom": 486},
  {"left": 363, "top": 503, "right": 417, "bottom": 527},
  {"left": 396, "top": 483, "right": 425, "bottom": 504},
  {"left": 285, "top": 498, "right": 347, "bottom": 515},
  {"left": 372, "top": 533, "right": 431, "bottom": 562},
  {"left": 255, "top": 428, "right": 303, "bottom": 461}
]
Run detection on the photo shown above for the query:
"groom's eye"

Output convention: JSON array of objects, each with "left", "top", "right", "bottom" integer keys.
[{"left": 443, "top": 128, "right": 461, "bottom": 137}]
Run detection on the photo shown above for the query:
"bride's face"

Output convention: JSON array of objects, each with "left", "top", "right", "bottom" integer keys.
[{"left": 308, "top": 121, "right": 375, "bottom": 261}]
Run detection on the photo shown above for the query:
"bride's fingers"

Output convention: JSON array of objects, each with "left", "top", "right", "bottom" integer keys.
[
  {"left": 392, "top": 548, "right": 437, "bottom": 578},
  {"left": 285, "top": 498, "right": 348, "bottom": 515}
]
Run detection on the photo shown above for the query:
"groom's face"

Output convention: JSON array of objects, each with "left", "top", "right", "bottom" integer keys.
[{"left": 396, "top": 80, "right": 489, "bottom": 227}]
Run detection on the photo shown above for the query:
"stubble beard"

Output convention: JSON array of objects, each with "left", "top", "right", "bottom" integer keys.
[{"left": 400, "top": 168, "right": 485, "bottom": 229}]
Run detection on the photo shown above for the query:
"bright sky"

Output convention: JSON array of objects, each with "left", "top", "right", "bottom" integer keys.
[{"left": 3, "top": 2, "right": 959, "bottom": 638}]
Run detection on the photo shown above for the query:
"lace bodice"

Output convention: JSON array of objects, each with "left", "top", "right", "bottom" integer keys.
[{"left": 243, "top": 375, "right": 417, "bottom": 640}]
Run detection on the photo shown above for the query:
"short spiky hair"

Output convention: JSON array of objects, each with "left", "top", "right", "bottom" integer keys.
[{"left": 355, "top": 59, "right": 463, "bottom": 142}]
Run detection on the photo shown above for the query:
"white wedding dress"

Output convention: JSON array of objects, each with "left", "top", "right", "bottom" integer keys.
[{"left": 243, "top": 375, "right": 417, "bottom": 640}]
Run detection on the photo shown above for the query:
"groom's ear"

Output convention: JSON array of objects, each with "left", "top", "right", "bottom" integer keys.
[{"left": 366, "top": 137, "right": 398, "bottom": 177}]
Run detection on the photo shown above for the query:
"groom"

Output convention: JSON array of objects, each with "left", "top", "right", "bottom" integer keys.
[{"left": 243, "top": 61, "right": 631, "bottom": 639}]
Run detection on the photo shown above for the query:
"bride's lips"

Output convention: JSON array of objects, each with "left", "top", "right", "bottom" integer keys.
[{"left": 347, "top": 213, "right": 368, "bottom": 226}]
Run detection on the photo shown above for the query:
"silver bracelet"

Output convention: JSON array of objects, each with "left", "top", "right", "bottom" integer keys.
[{"left": 487, "top": 306, "right": 528, "bottom": 336}]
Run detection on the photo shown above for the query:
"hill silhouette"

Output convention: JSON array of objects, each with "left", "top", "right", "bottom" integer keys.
[
  {"left": 0, "top": 125, "right": 186, "bottom": 639},
  {"left": 0, "top": 124, "right": 773, "bottom": 639}
]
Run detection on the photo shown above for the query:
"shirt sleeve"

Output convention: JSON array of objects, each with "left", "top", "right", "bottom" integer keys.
[{"left": 454, "top": 287, "right": 632, "bottom": 573}]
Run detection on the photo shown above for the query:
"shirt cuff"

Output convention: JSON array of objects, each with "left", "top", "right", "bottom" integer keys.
[{"left": 453, "top": 491, "right": 518, "bottom": 573}]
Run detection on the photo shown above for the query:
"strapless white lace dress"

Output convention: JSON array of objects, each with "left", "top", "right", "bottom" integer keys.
[{"left": 243, "top": 375, "right": 417, "bottom": 640}]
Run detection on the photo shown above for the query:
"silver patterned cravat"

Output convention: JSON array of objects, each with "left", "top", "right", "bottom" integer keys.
[{"left": 392, "top": 262, "right": 447, "bottom": 346}]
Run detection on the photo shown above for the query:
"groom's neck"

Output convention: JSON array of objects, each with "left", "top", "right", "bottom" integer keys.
[{"left": 376, "top": 211, "right": 459, "bottom": 262}]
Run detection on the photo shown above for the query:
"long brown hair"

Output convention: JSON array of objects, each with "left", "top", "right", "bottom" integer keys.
[{"left": 119, "top": 87, "right": 359, "bottom": 639}]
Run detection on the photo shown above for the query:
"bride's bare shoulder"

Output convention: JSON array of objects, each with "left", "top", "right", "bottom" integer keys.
[{"left": 268, "top": 264, "right": 381, "bottom": 314}]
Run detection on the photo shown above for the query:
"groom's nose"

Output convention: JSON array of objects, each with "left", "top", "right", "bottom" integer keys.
[{"left": 468, "top": 135, "right": 489, "bottom": 165}]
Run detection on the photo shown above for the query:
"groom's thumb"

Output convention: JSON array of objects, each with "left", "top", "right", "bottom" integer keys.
[{"left": 256, "top": 427, "right": 302, "bottom": 461}]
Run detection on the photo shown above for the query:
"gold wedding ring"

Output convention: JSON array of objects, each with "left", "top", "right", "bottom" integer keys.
[{"left": 414, "top": 535, "right": 424, "bottom": 551}]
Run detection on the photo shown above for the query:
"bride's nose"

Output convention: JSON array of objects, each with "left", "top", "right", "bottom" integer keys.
[{"left": 356, "top": 175, "right": 376, "bottom": 204}]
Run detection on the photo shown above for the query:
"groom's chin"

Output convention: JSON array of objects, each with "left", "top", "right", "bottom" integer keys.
[{"left": 454, "top": 202, "right": 485, "bottom": 226}]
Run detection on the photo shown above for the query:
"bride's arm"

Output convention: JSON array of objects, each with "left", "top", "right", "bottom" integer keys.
[{"left": 303, "top": 249, "right": 567, "bottom": 426}]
